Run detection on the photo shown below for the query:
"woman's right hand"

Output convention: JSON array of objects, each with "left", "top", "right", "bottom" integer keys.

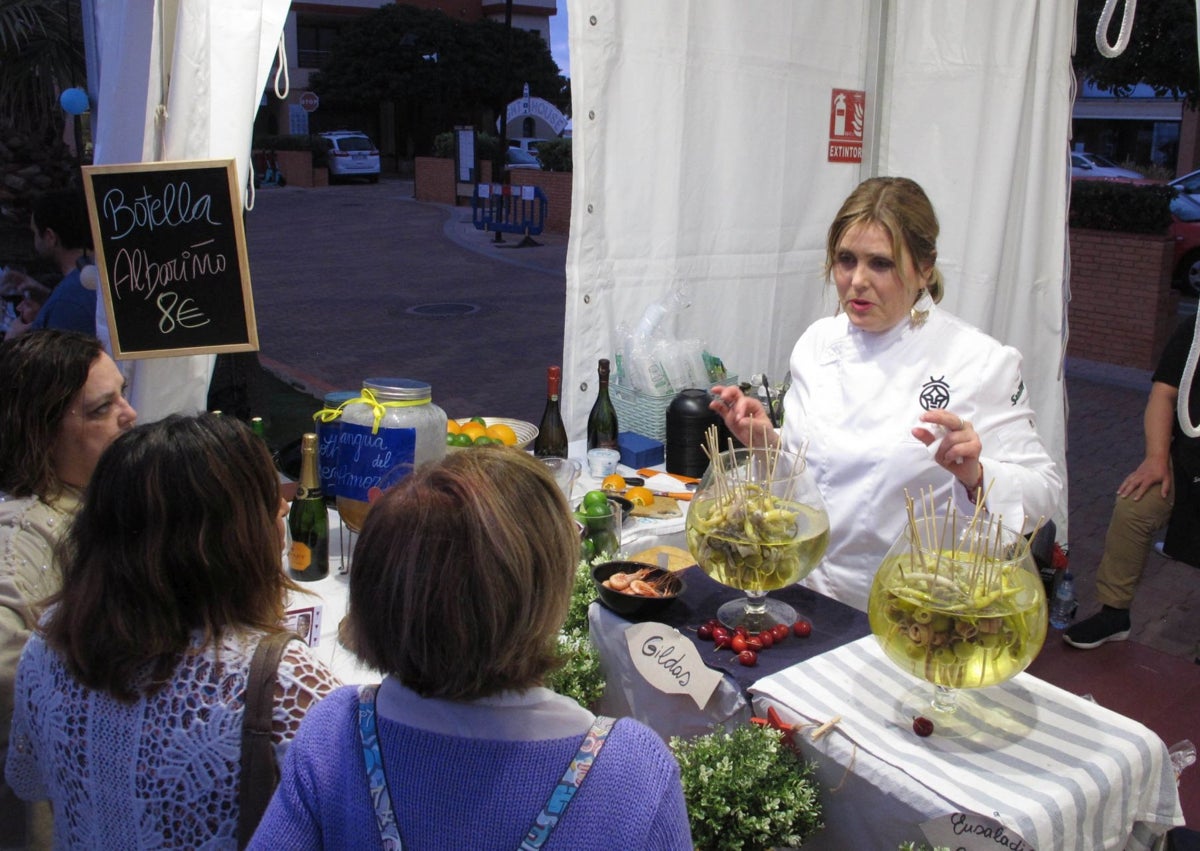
[{"left": 709, "top": 385, "right": 779, "bottom": 449}]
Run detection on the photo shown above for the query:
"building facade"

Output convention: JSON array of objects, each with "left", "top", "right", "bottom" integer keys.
[{"left": 259, "top": 0, "right": 558, "bottom": 170}]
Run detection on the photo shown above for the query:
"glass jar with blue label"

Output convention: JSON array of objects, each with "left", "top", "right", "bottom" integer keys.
[
  {"left": 335, "top": 378, "right": 447, "bottom": 532},
  {"left": 314, "top": 390, "right": 358, "bottom": 503}
]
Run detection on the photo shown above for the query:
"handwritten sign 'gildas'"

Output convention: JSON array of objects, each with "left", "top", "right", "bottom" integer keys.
[{"left": 82, "top": 159, "right": 258, "bottom": 359}]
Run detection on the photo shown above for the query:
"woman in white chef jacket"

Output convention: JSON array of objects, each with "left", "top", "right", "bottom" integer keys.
[{"left": 710, "top": 177, "right": 1062, "bottom": 612}]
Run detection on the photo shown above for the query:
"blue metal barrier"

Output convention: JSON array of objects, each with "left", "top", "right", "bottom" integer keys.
[{"left": 472, "top": 183, "right": 548, "bottom": 237}]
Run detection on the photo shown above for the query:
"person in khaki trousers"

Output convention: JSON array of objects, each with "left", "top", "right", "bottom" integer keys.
[{"left": 1064, "top": 314, "right": 1199, "bottom": 650}]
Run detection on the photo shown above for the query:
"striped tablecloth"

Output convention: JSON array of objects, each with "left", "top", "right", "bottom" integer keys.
[{"left": 750, "top": 637, "right": 1184, "bottom": 851}]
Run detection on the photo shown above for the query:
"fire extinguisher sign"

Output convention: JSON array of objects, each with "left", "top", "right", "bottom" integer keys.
[{"left": 828, "top": 89, "right": 865, "bottom": 163}]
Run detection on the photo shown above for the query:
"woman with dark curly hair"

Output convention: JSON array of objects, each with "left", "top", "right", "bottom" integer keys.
[
  {"left": 0, "top": 329, "right": 136, "bottom": 848},
  {"left": 5, "top": 414, "right": 339, "bottom": 849}
]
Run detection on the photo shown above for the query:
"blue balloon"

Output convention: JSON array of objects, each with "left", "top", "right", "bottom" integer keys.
[{"left": 60, "top": 88, "right": 90, "bottom": 115}]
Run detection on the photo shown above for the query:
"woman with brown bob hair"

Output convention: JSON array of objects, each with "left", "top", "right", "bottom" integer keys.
[
  {"left": 251, "top": 448, "right": 692, "bottom": 850},
  {"left": 5, "top": 413, "right": 338, "bottom": 849}
]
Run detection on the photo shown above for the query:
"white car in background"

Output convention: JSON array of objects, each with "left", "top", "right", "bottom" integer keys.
[
  {"left": 1071, "top": 152, "right": 1143, "bottom": 180},
  {"left": 319, "top": 131, "right": 380, "bottom": 183}
]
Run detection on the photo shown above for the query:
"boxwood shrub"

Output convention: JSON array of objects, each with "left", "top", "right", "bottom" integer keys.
[{"left": 1069, "top": 180, "right": 1174, "bottom": 234}]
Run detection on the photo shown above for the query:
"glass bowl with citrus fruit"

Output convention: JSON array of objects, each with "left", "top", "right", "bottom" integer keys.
[{"left": 446, "top": 417, "right": 539, "bottom": 451}]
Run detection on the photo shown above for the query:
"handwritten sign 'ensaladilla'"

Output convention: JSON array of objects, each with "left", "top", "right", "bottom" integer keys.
[{"left": 82, "top": 159, "right": 258, "bottom": 359}]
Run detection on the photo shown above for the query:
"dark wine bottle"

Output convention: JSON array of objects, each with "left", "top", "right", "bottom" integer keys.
[
  {"left": 287, "top": 433, "right": 329, "bottom": 581},
  {"left": 586, "top": 358, "right": 619, "bottom": 450},
  {"left": 533, "top": 365, "right": 569, "bottom": 458}
]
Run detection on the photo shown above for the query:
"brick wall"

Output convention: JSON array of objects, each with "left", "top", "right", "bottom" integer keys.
[
  {"left": 414, "top": 156, "right": 454, "bottom": 203},
  {"left": 1067, "top": 228, "right": 1179, "bottom": 370},
  {"left": 414, "top": 157, "right": 573, "bottom": 234},
  {"left": 511, "top": 169, "right": 571, "bottom": 234}
]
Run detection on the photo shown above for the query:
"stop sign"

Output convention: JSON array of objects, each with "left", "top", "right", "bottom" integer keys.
[{"left": 299, "top": 91, "right": 319, "bottom": 113}]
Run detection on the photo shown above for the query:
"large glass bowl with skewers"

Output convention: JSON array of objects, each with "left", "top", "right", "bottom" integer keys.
[
  {"left": 685, "top": 444, "right": 829, "bottom": 631},
  {"left": 867, "top": 507, "right": 1047, "bottom": 716}
]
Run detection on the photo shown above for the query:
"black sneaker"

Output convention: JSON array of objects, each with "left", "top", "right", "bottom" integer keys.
[{"left": 1063, "top": 606, "right": 1131, "bottom": 649}]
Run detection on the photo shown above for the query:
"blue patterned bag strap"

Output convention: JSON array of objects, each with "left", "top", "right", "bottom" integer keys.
[
  {"left": 357, "top": 684, "right": 404, "bottom": 850},
  {"left": 517, "top": 715, "right": 617, "bottom": 850}
]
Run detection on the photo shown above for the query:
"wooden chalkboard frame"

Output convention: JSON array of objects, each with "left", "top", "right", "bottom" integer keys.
[{"left": 82, "top": 159, "right": 259, "bottom": 360}]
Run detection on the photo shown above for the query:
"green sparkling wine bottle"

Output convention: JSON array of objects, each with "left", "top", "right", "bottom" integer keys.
[
  {"left": 586, "top": 357, "right": 619, "bottom": 450},
  {"left": 287, "top": 433, "right": 329, "bottom": 581}
]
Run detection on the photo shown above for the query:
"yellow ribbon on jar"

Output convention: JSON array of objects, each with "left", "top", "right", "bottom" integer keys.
[{"left": 315, "top": 387, "right": 430, "bottom": 435}]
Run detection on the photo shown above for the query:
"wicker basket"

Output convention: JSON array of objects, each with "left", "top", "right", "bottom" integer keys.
[{"left": 610, "top": 376, "right": 736, "bottom": 442}]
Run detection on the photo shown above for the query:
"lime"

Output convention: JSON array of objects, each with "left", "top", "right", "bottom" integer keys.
[
  {"left": 473, "top": 435, "right": 497, "bottom": 446},
  {"left": 470, "top": 416, "right": 488, "bottom": 426},
  {"left": 585, "top": 501, "right": 614, "bottom": 518},
  {"left": 449, "top": 433, "right": 472, "bottom": 447},
  {"left": 582, "top": 490, "right": 610, "bottom": 511}
]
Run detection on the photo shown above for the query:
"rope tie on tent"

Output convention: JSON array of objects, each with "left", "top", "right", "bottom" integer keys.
[
  {"left": 1177, "top": 0, "right": 1200, "bottom": 437},
  {"left": 1095, "top": 0, "right": 1136, "bottom": 58},
  {"left": 153, "top": 0, "right": 169, "bottom": 161},
  {"left": 273, "top": 34, "right": 290, "bottom": 99}
]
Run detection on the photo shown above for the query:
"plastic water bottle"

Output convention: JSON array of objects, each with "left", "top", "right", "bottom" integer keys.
[{"left": 1049, "top": 571, "right": 1076, "bottom": 629}]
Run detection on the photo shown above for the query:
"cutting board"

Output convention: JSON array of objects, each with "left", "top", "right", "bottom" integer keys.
[
  {"left": 630, "top": 495, "right": 682, "bottom": 518},
  {"left": 628, "top": 545, "right": 696, "bottom": 572}
]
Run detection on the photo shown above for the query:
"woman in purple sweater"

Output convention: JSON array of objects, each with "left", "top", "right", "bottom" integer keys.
[{"left": 250, "top": 448, "right": 692, "bottom": 851}]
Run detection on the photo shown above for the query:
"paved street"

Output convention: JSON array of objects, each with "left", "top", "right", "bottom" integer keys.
[
  {"left": 245, "top": 177, "right": 1199, "bottom": 666},
  {"left": 244, "top": 177, "right": 567, "bottom": 423}
]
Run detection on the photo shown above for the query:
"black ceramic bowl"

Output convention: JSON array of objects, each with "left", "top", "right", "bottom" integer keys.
[{"left": 592, "top": 560, "right": 686, "bottom": 619}]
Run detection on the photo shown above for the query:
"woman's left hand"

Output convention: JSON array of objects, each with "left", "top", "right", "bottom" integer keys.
[{"left": 913, "top": 410, "right": 982, "bottom": 491}]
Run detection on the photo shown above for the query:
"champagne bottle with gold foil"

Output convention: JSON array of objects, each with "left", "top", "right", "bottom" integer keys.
[{"left": 287, "top": 433, "right": 329, "bottom": 581}]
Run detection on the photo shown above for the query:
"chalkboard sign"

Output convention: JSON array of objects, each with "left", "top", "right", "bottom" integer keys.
[{"left": 82, "top": 159, "right": 258, "bottom": 359}]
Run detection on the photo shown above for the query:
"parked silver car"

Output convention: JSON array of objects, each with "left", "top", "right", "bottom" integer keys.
[
  {"left": 1169, "top": 167, "right": 1200, "bottom": 204},
  {"left": 1071, "top": 152, "right": 1143, "bottom": 180}
]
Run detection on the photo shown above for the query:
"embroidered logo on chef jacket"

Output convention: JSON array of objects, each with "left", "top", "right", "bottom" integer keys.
[
  {"left": 918, "top": 375, "right": 951, "bottom": 410},
  {"left": 1011, "top": 378, "right": 1025, "bottom": 406}
]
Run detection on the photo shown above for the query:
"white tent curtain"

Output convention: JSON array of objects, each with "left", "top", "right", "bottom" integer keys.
[
  {"left": 86, "top": 0, "right": 290, "bottom": 422},
  {"left": 563, "top": 0, "right": 1074, "bottom": 534}
]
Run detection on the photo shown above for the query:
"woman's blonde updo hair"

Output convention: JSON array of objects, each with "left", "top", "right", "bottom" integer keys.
[{"left": 823, "top": 176, "right": 944, "bottom": 303}]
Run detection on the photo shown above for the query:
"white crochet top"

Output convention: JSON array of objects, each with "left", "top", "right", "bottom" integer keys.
[{"left": 5, "top": 628, "right": 340, "bottom": 849}]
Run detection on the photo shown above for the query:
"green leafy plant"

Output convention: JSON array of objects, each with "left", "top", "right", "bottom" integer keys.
[
  {"left": 546, "top": 559, "right": 605, "bottom": 708},
  {"left": 1069, "top": 180, "right": 1175, "bottom": 233},
  {"left": 536, "top": 138, "right": 572, "bottom": 173},
  {"left": 670, "top": 724, "right": 823, "bottom": 851}
]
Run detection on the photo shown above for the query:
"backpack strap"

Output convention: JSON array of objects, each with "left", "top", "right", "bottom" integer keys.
[{"left": 237, "top": 631, "right": 298, "bottom": 849}]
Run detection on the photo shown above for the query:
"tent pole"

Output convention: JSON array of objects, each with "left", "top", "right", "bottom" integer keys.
[
  {"left": 80, "top": 0, "right": 100, "bottom": 117},
  {"left": 861, "top": 0, "right": 889, "bottom": 180}
]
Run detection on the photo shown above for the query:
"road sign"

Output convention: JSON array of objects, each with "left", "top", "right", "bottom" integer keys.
[{"left": 299, "top": 91, "right": 319, "bottom": 113}]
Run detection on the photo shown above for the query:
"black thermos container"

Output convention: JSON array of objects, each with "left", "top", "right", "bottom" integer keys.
[{"left": 666, "top": 389, "right": 735, "bottom": 478}]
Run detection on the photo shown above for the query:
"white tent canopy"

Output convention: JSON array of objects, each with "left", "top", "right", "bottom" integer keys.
[
  {"left": 562, "top": 0, "right": 1073, "bottom": 534},
  {"left": 86, "top": 0, "right": 290, "bottom": 422}
]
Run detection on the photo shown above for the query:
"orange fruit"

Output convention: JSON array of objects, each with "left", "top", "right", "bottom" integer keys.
[
  {"left": 485, "top": 423, "right": 518, "bottom": 446},
  {"left": 447, "top": 419, "right": 461, "bottom": 435},
  {"left": 459, "top": 421, "right": 487, "bottom": 441},
  {"left": 600, "top": 474, "right": 626, "bottom": 492},
  {"left": 625, "top": 486, "right": 654, "bottom": 506}
]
